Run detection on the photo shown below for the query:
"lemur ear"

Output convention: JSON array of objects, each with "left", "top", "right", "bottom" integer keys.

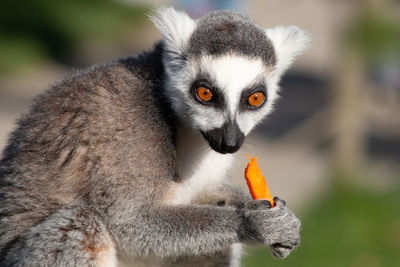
[
  {"left": 265, "top": 26, "right": 311, "bottom": 74},
  {"left": 150, "top": 7, "right": 196, "bottom": 60}
]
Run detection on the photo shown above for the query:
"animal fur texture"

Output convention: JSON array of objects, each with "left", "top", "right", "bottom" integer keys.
[{"left": 0, "top": 7, "right": 310, "bottom": 267}]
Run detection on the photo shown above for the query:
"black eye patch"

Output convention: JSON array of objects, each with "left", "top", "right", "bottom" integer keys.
[
  {"left": 239, "top": 85, "right": 267, "bottom": 112},
  {"left": 190, "top": 79, "right": 225, "bottom": 109}
]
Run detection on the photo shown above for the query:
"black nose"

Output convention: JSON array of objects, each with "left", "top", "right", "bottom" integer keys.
[
  {"left": 221, "top": 140, "right": 241, "bottom": 153},
  {"left": 220, "top": 123, "right": 243, "bottom": 153},
  {"left": 201, "top": 120, "right": 244, "bottom": 154}
]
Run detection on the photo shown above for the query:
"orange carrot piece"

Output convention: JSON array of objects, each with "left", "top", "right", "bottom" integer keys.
[{"left": 244, "top": 154, "right": 275, "bottom": 207}]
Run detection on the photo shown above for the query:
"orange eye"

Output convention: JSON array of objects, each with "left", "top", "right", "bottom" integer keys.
[
  {"left": 196, "top": 86, "right": 213, "bottom": 102},
  {"left": 248, "top": 92, "right": 265, "bottom": 107}
]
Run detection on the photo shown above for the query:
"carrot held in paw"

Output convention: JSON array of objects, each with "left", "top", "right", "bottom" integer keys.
[{"left": 244, "top": 154, "right": 275, "bottom": 207}]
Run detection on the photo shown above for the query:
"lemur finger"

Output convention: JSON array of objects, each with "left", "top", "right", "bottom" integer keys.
[
  {"left": 245, "top": 199, "right": 272, "bottom": 210},
  {"left": 273, "top": 197, "right": 286, "bottom": 207}
]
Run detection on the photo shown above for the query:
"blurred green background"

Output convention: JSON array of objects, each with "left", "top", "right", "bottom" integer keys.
[
  {"left": 0, "top": 0, "right": 149, "bottom": 74},
  {"left": 0, "top": 0, "right": 399, "bottom": 266}
]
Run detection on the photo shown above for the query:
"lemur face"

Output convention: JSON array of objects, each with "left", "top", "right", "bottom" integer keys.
[
  {"left": 182, "top": 55, "right": 275, "bottom": 154},
  {"left": 151, "top": 8, "right": 310, "bottom": 154}
]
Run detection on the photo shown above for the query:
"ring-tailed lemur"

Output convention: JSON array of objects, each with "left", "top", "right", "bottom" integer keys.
[{"left": 0, "top": 7, "right": 310, "bottom": 267}]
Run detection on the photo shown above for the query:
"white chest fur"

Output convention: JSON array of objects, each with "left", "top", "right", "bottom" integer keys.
[{"left": 168, "top": 127, "right": 234, "bottom": 205}]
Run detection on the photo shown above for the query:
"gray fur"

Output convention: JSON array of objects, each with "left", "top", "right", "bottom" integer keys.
[
  {"left": 0, "top": 9, "right": 302, "bottom": 267},
  {"left": 187, "top": 10, "right": 276, "bottom": 66},
  {"left": 2, "top": 203, "right": 113, "bottom": 267}
]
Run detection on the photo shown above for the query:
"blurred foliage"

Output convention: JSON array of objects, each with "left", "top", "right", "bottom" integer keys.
[
  {"left": 0, "top": 0, "right": 149, "bottom": 74},
  {"left": 242, "top": 182, "right": 400, "bottom": 267},
  {"left": 345, "top": 8, "right": 400, "bottom": 65}
]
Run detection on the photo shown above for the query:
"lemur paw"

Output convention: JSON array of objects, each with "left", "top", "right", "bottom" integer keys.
[{"left": 239, "top": 197, "right": 300, "bottom": 258}]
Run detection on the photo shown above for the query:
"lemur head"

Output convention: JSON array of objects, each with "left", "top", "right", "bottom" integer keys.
[{"left": 151, "top": 8, "right": 310, "bottom": 154}]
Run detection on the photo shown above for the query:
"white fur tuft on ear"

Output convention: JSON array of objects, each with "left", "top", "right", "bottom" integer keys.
[
  {"left": 265, "top": 26, "right": 311, "bottom": 74},
  {"left": 149, "top": 7, "right": 196, "bottom": 56}
]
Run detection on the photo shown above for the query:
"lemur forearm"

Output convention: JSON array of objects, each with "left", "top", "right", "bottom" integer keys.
[
  {"left": 107, "top": 204, "right": 244, "bottom": 258},
  {"left": 195, "top": 182, "right": 252, "bottom": 207}
]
